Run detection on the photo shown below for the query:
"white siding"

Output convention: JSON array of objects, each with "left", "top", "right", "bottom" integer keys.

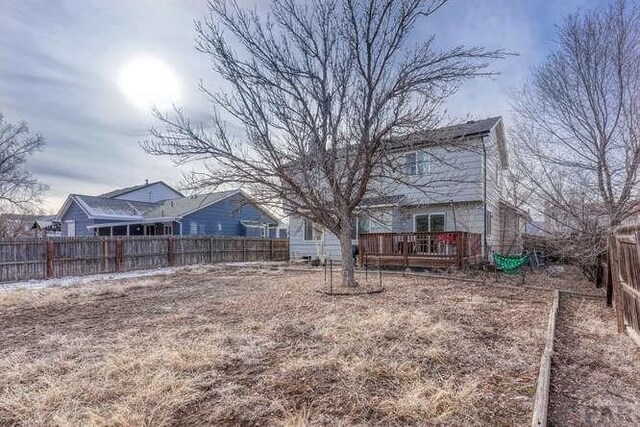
[
  {"left": 483, "top": 127, "right": 506, "bottom": 255},
  {"left": 289, "top": 201, "right": 485, "bottom": 260},
  {"left": 114, "top": 182, "right": 181, "bottom": 203},
  {"left": 288, "top": 216, "right": 343, "bottom": 260}
]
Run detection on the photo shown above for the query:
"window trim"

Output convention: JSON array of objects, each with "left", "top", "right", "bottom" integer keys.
[
  {"left": 413, "top": 212, "right": 446, "bottom": 232},
  {"left": 302, "top": 218, "right": 323, "bottom": 242},
  {"left": 404, "top": 150, "right": 429, "bottom": 176}
]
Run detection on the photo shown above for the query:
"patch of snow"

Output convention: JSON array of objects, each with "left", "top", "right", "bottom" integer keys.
[
  {"left": 219, "top": 261, "right": 289, "bottom": 268},
  {"left": 0, "top": 267, "right": 181, "bottom": 292}
]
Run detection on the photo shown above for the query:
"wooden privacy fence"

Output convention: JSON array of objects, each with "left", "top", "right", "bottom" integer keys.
[
  {"left": 0, "top": 236, "right": 289, "bottom": 283},
  {"left": 608, "top": 226, "right": 640, "bottom": 342}
]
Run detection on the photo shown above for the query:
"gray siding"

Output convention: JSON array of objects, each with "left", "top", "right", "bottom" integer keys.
[
  {"left": 483, "top": 127, "right": 506, "bottom": 254},
  {"left": 392, "top": 202, "right": 484, "bottom": 234},
  {"left": 373, "top": 139, "right": 484, "bottom": 205},
  {"left": 113, "top": 182, "right": 181, "bottom": 203},
  {"left": 289, "top": 201, "right": 485, "bottom": 260}
]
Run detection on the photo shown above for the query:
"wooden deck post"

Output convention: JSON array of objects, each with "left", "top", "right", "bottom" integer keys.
[
  {"left": 608, "top": 235, "right": 625, "bottom": 333},
  {"left": 403, "top": 234, "right": 408, "bottom": 269},
  {"left": 455, "top": 233, "right": 463, "bottom": 268},
  {"left": 46, "top": 240, "right": 55, "bottom": 279}
]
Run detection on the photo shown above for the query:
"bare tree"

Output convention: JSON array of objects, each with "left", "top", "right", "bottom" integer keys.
[
  {"left": 511, "top": 0, "right": 640, "bottom": 278},
  {"left": 143, "top": 0, "right": 506, "bottom": 287},
  {"left": 0, "top": 114, "right": 47, "bottom": 213}
]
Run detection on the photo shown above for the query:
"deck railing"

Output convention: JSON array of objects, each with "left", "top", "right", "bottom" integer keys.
[{"left": 358, "top": 231, "right": 482, "bottom": 268}]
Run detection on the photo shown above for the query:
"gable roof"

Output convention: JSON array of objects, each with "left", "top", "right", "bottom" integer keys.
[
  {"left": 56, "top": 194, "right": 160, "bottom": 221},
  {"left": 143, "top": 189, "right": 240, "bottom": 218},
  {"left": 98, "top": 181, "right": 183, "bottom": 199},
  {"left": 57, "top": 188, "right": 279, "bottom": 225}
]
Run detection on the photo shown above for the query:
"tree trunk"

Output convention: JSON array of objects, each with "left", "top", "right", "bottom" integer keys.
[{"left": 338, "top": 224, "right": 357, "bottom": 287}]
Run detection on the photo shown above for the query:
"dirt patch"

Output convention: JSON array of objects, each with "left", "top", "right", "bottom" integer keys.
[
  {"left": 549, "top": 296, "right": 640, "bottom": 426},
  {"left": 0, "top": 266, "right": 550, "bottom": 426}
]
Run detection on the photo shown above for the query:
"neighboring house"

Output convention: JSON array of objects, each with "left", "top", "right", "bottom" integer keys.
[
  {"left": 0, "top": 213, "right": 61, "bottom": 238},
  {"left": 525, "top": 220, "right": 547, "bottom": 236},
  {"left": 289, "top": 116, "right": 530, "bottom": 260},
  {"left": 55, "top": 181, "right": 281, "bottom": 238}
]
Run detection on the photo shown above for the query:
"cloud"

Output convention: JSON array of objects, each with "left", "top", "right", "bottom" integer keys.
[{"left": 0, "top": 0, "right": 611, "bottom": 212}]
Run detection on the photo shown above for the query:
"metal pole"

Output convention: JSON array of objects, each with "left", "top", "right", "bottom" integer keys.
[
  {"left": 378, "top": 256, "right": 382, "bottom": 290},
  {"left": 329, "top": 258, "right": 333, "bottom": 295},
  {"left": 324, "top": 257, "right": 327, "bottom": 287},
  {"left": 365, "top": 260, "right": 368, "bottom": 283}
]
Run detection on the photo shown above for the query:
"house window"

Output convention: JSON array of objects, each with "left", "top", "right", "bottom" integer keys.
[
  {"left": 303, "top": 219, "right": 323, "bottom": 241},
  {"left": 358, "top": 216, "right": 371, "bottom": 234},
  {"left": 486, "top": 210, "right": 492, "bottom": 235},
  {"left": 350, "top": 217, "right": 358, "bottom": 240},
  {"left": 405, "top": 151, "right": 428, "bottom": 175},
  {"left": 414, "top": 213, "right": 445, "bottom": 232},
  {"left": 190, "top": 221, "right": 204, "bottom": 235}
]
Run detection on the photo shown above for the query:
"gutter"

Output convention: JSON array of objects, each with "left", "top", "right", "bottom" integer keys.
[{"left": 481, "top": 135, "right": 488, "bottom": 261}]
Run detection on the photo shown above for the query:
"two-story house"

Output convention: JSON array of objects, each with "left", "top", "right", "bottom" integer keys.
[{"left": 288, "top": 117, "right": 529, "bottom": 263}]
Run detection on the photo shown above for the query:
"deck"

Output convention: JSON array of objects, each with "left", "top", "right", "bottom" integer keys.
[{"left": 358, "top": 231, "right": 482, "bottom": 269}]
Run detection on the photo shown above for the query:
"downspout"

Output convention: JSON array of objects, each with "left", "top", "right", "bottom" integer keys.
[{"left": 481, "top": 135, "right": 488, "bottom": 261}]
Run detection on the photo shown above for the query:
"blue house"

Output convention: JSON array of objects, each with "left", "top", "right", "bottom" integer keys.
[{"left": 55, "top": 181, "right": 283, "bottom": 238}]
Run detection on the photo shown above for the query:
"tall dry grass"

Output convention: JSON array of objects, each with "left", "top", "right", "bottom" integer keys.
[{"left": 0, "top": 266, "right": 550, "bottom": 425}]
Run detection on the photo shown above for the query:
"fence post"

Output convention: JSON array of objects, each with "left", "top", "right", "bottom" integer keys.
[
  {"left": 242, "top": 238, "right": 246, "bottom": 262},
  {"left": 269, "top": 239, "right": 273, "bottom": 261},
  {"left": 115, "top": 239, "right": 123, "bottom": 273},
  {"left": 210, "top": 237, "right": 214, "bottom": 264},
  {"left": 608, "top": 235, "right": 625, "bottom": 333},
  {"left": 46, "top": 240, "right": 55, "bottom": 279},
  {"left": 102, "top": 239, "right": 108, "bottom": 272},
  {"left": 167, "top": 237, "right": 174, "bottom": 267}
]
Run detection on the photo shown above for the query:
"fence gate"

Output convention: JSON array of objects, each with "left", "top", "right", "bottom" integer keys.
[{"left": 608, "top": 230, "right": 640, "bottom": 340}]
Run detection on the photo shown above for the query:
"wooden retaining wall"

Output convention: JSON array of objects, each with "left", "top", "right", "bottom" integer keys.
[{"left": 0, "top": 236, "right": 289, "bottom": 283}]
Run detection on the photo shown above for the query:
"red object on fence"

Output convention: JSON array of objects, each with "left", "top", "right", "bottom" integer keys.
[
  {"left": 115, "top": 239, "right": 123, "bottom": 272},
  {"left": 437, "top": 233, "right": 457, "bottom": 244},
  {"left": 167, "top": 238, "right": 174, "bottom": 266},
  {"left": 46, "top": 240, "right": 55, "bottom": 278}
]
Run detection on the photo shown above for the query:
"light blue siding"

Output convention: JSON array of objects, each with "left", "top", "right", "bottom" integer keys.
[
  {"left": 113, "top": 182, "right": 182, "bottom": 202},
  {"left": 61, "top": 200, "right": 95, "bottom": 236}
]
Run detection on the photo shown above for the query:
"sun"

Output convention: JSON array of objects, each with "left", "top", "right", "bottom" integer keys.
[{"left": 118, "top": 56, "right": 181, "bottom": 111}]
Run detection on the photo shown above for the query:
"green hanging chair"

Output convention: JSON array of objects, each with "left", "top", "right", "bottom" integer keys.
[{"left": 494, "top": 253, "right": 529, "bottom": 275}]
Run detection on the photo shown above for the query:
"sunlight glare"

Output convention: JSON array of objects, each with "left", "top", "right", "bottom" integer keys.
[{"left": 118, "top": 56, "right": 181, "bottom": 111}]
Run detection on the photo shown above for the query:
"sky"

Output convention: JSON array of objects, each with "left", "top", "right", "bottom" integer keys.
[{"left": 0, "top": 0, "right": 609, "bottom": 213}]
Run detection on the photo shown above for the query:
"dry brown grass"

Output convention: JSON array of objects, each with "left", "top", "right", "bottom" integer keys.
[
  {"left": 0, "top": 265, "right": 551, "bottom": 426},
  {"left": 549, "top": 296, "right": 640, "bottom": 426}
]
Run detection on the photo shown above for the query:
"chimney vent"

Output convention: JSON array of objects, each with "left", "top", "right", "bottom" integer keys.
[{"left": 145, "top": 179, "right": 149, "bottom": 185}]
